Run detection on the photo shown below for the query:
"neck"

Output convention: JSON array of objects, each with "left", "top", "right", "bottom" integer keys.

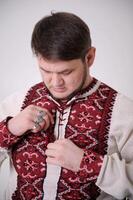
[{"left": 83, "top": 75, "right": 93, "bottom": 89}]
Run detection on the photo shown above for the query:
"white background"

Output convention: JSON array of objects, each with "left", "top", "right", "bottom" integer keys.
[
  {"left": 0, "top": 0, "right": 133, "bottom": 101},
  {"left": 0, "top": 0, "right": 133, "bottom": 196}
]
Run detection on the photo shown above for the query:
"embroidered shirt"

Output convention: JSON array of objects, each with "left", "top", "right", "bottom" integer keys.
[{"left": 0, "top": 78, "right": 133, "bottom": 199}]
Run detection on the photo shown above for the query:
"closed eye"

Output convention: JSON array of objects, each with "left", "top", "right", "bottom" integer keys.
[
  {"left": 40, "top": 66, "right": 73, "bottom": 75},
  {"left": 62, "top": 70, "right": 73, "bottom": 75},
  {"left": 40, "top": 67, "right": 51, "bottom": 74}
]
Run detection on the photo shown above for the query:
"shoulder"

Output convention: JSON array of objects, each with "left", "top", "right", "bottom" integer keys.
[
  {"left": 0, "top": 82, "right": 49, "bottom": 119},
  {"left": 113, "top": 93, "right": 133, "bottom": 117},
  {"left": 28, "top": 82, "right": 45, "bottom": 91},
  {"left": 0, "top": 89, "right": 27, "bottom": 120},
  {"left": 109, "top": 93, "right": 133, "bottom": 144},
  {"left": 21, "top": 82, "right": 48, "bottom": 109}
]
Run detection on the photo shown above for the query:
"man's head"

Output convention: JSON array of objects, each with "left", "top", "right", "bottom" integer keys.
[{"left": 31, "top": 12, "right": 95, "bottom": 100}]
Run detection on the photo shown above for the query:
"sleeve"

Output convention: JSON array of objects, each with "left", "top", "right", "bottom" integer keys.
[
  {"left": 0, "top": 89, "right": 27, "bottom": 165},
  {"left": 0, "top": 89, "right": 27, "bottom": 121},
  {"left": 96, "top": 94, "right": 133, "bottom": 199},
  {"left": 0, "top": 118, "right": 21, "bottom": 149},
  {"left": 78, "top": 149, "right": 104, "bottom": 183}
]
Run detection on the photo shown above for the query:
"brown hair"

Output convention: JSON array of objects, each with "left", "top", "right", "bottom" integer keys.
[{"left": 31, "top": 12, "right": 92, "bottom": 61}]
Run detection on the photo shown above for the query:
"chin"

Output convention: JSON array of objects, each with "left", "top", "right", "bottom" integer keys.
[
  {"left": 50, "top": 87, "right": 81, "bottom": 101},
  {"left": 50, "top": 91, "right": 71, "bottom": 100},
  {"left": 52, "top": 94, "right": 68, "bottom": 100}
]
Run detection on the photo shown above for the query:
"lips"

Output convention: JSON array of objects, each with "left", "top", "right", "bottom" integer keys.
[{"left": 52, "top": 87, "right": 66, "bottom": 93}]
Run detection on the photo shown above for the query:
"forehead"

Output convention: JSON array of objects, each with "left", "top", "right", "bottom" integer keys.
[{"left": 37, "top": 57, "right": 83, "bottom": 72}]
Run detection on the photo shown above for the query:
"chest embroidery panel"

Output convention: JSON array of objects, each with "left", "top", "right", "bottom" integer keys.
[
  {"left": 10, "top": 82, "right": 116, "bottom": 200},
  {"left": 55, "top": 88, "right": 116, "bottom": 199}
]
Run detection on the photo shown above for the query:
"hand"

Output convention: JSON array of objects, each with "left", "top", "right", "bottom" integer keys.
[
  {"left": 45, "top": 139, "right": 84, "bottom": 172},
  {"left": 8, "top": 105, "right": 54, "bottom": 136}
]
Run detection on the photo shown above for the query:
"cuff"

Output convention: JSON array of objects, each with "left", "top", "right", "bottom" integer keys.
[
  {"left": 77, "top": 149, "right": 104, "bottom": 183},
  {"left": 0, "top": 117, "right": 20, "bottom": 149}
]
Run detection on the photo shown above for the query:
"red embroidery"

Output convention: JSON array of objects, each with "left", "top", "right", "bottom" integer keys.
[
  {"left": 0, "top": 119, "right": 20, "bottom": 148},
  {"left": 0, "top": 79, "right": 117, "bottom": 199},
  {"left": 56, "top": 82, "right": 117, "bottom": 199}
]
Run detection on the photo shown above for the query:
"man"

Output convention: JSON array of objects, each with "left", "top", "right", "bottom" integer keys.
[{"left": 0, "top": 12, "right": 133, "bottom": 200}]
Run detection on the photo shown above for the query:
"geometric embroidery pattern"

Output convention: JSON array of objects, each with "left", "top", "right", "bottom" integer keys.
[{"left": 0, "top": 78, "right": 117, "bottom": 199}]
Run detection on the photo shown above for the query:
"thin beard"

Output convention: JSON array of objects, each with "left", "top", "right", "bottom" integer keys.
[
  {"left": 65, "top": 67, "right": 87, "bottom": 100},
  {"left": 49, "top": 65, "right": 88, "bottom": 101}
]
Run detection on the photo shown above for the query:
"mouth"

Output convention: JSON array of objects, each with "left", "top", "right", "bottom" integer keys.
[{"left": 52, "top": 87, "right": 66, "bottom": 93}]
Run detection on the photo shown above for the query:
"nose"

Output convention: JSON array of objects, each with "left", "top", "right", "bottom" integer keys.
[{"left": 51, "top": 73, "right": 64, "bottom": 87}]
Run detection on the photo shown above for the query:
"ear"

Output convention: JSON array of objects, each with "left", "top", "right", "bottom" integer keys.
[{"left": 84, "top": 47, "right": 96, "bottom": 67}]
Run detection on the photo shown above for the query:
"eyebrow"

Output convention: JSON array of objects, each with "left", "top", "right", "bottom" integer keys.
[
  {"left": 39, "top": 66, "right": 73, "bottom": 74},
  {"left": 39, "top": 66, "right": 48, "bottom": 72}
]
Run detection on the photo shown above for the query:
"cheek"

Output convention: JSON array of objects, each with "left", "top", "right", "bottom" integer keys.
[
  {"left": 41, "top": 73, "right": 50, "bottom": 84},
  {"left": 66, "top": 73, "right": 83, "bottom": 88}
]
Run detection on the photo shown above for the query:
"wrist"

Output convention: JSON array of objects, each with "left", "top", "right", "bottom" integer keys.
[{"left": 7, "top": 117, "right": 20, "bottom": 136}]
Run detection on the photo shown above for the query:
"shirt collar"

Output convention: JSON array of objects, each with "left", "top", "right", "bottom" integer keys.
[{"left": 45, "top": 78, "right": 101, "bottom": 108}]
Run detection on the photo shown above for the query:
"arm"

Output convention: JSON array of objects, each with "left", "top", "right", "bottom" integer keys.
[
  {"left": 0, "top": 104, "right": 54, "bottom": 148},
  {"left": 0, "top": 89, "right": 28, "bottom": 150},
  {"left": 45, "top": 138, "right": 103, "bottom": 181},
  {"left": 45, "top": 131, "right": 133, "bottom": 199},
  {"left": 0, "top": 89, "right": 54, "bottom": 161},
  {"left": 0, "top": 90, "right": 26, "bottom": 165},
  {"left": 0, "top": 89, "right": 27, "bottom": 121},
  {"left": 45, "top": 94, "right": 133, "bottom": 198},
  {"left": 96, "top": 94, "right": 133, "bottom": 199}
]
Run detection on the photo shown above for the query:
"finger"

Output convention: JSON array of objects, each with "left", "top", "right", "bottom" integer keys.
[
  {"left": 42, "top": 114, "right": 50, "bottom": 130},
  {"left": 32, "top": 118, "right": 48, "bottom": 132},
  {"left": 36, "top": 106, "right": 54, "bottom": 124},
  {"left": 32, "top": 121, "right": 42, "bottom": 132},
  {"left": 29, "top": 106, "right": 46, "bottom": 119},
  {"left": 32, "top": 108, "right": 48, "bottom": 131},
  {"left": 54, "top": 138, "right": 68, "bottom": 145},
  {"left": 46, "top": 111, "right": 54, "bottom": 125},
  {"left": 42, "top": 109, "right": 54, "bottom": 125}
]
